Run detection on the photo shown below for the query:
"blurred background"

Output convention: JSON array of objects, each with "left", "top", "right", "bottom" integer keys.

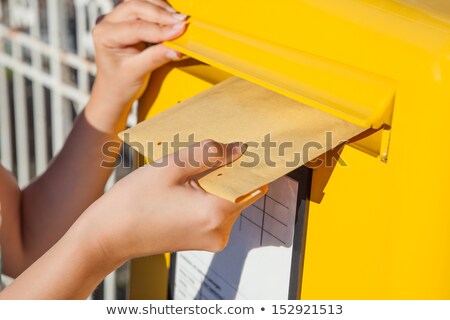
[{"left": 0, "top": 0, "right": 135, "bottom": 299}]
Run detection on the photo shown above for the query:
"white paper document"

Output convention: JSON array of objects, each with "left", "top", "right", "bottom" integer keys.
[{"left": 172, "top": 175, "right": 299, "bottom": 299}]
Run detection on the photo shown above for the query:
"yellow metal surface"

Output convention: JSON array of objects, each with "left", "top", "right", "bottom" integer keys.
[
  {"left": 166, "top": 2, "right": 401, "bottom": 129},
  {"left": 132, "top": 0, "right": 450, "bottom": 299},
  {"left": 129, "top": 255, "right": 169, "bottom": 300}
]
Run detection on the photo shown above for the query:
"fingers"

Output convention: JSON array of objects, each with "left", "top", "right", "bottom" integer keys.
[
  {"left": 128, "top": 44, "right": 182, "bottom": 77},
  {"left": 212, "top": 184, "right": 269, "bottom": 220},
  {"left": 94, "top": 20, "right": 186, "bottom": 48},
  {"left": 106, "top": 0, "right": 186, "bottom": 25},
  {"left": 149, "top": 0, "right": 177, "bottom": 13},
  {"left": 235, "top": 185, "right": 269, "bottom": 209},
  {"left": 198, "top": 184, "right": 269, "bottom": 252},
  {"left": 126, "top": 0, "right": 177, "bottom": 13},
  {"left": 159, "top": 140, "right": 247, "bottom": 183},
  {"left": 212, "top": 185, "right": 269, "bottom": 220}
]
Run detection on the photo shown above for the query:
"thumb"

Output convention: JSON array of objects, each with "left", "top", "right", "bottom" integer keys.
[
  {"left": 161, "top": 140, "right": 247, "bottom": 182},
  {"left": 129, "top": 44, "right": 182, "bottom": 77},
  {"left": 235, "top": 184, "right": 269, "bottom": 207}
]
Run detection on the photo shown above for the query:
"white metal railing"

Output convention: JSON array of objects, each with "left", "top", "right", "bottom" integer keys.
[{"left": 0, "top": 0, "right": 132, "bottom": 299}]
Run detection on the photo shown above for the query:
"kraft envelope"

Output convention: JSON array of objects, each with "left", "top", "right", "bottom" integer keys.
[{"left": 119, "top": 77, "right": 366, "bottom": 203}]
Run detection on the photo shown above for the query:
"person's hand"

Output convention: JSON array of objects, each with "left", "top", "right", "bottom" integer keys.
[
  {"left": 86, "top": 140, "right": 268, "bottom": 265},
  {"left": 89, "top": 0, "right": 187, "bottom": 119},
  {"left": 0, "top": 140, "right": 266, "bottom": 299}
]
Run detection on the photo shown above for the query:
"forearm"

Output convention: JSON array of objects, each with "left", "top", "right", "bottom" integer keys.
[
  {"left": 19, "top": 83, "right": 130, "bottom": 272},
  {"left": 5, "top": 0, "right": 188, "bottom": 280},
  {"left": 0, "top": 204, "right": 124, "bottom": 299}
]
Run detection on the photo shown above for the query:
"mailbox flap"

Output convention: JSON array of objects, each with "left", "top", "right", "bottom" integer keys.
[
  {"left": 120, "top": 77, "right": 367, "bottom": 203},
  {"left": 164, "top": 24, "right": 396, "bottom": 130}
]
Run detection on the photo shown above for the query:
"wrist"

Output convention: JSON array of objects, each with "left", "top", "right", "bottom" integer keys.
[
  {"left": 91, "top": 72, "right": 141, "bottom": 111},
  {"left": 86, "top": 72, "right": 142, "bottom": 133},
  {"left": 85, "top": 89, "right": 131, "bottom": 134},
  {"left": 73, "top": 202, "right": 128, "bottom": 273},
  {"left": 84, "top": 185, "right": 170, "bottom": 264}
]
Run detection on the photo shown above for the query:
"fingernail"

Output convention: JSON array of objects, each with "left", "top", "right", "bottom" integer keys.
[
  {"left": 172, "top": 13, "right": 188, "bottom": 21},
  {"left": 171, "top": 21, "right": 186, "bottom": 31},
  {"left": 166, "top": 50, "right": 182, "bottom": 60},
  {"left": 165, "top": 7, "right": 177, "bottom": 13}
]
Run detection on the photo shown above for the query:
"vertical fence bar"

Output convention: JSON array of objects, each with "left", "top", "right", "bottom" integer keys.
[
  {"left": 58, "top": 1, "right": 75, "bottom": 138},
  {"left": 0, "top": 0, "right": 12, "bottom": 170},
  {"left": 47, "top": 0, "right": 66, "bottom": 155},
  {"left": 75, "top": 0, "right": 88, "bottom": 104},
  {"left": 8, "top": 0, "right": 30, "bottom": 187},
  {"left": 87, "top": 2, "right": 99, "bottom": 44},
  {"left": 30, "top": 0, "right": 48, "bottom": 175},
  {"left": 0, "top": 66, "right": 13, "bottom": 171},
  {"left": 103, "top": 272, "right": 117, "bottom": 300}
]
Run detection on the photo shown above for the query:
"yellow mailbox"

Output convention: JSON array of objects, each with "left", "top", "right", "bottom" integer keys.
[{"left": 128, "top": 0, "right": 450, "bottom": 299}]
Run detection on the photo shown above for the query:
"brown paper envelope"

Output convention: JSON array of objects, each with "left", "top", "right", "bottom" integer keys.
[{"left": 119, "top": 77, "right": 367, "bottom": 203}]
